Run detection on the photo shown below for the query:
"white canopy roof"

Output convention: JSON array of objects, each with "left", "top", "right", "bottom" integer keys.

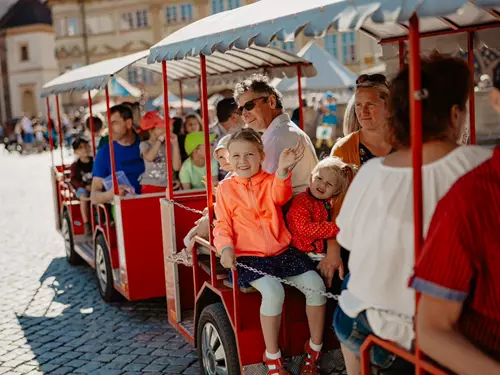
[
  {"left": 148, "top": 0, "right": 500, "bottom": 63},
  {"left": 274, "top": 41, "right": 356, "bottom": 93},
  {"left": 42, "top": 47, "right": 316, "bottom": 98}
]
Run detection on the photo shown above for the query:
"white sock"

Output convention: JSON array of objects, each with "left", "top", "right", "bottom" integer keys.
[
  {"left": 309, "top": 339, "right": 323, "bottom": 352},
  {"left": 266, "top": 350, "right": 282, "bottom": 360}
]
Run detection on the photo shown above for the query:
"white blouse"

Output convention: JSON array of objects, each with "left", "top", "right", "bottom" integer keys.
[{"left": 336, "top": 145, "right": 494, "bottom": 349}]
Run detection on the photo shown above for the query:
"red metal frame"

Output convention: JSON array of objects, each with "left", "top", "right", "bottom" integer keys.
[
  {"left": 55, "top": 95, "right": 65, "bottom": 172},
  {"left": 179, "top": 80, "right": 185, "bottom": 116},
  {"left": 104, "top": 86, "right": 119, "bottom": 195},
  {"left": 296, "top": 65, "right": 304, "bottom": 130},
  {"left": 200, "top": 54, "right": 217, "bottom": 287},
  {"left": 163, "top": 61, "right": 175, "bottom": 200},
  {"left": 88, "top": 91, "right": 96, "bottom": 157}
]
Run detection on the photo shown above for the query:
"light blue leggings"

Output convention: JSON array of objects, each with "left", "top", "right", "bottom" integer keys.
[{"left": 249, "top": 270, "right": 327, "bottom": 316}]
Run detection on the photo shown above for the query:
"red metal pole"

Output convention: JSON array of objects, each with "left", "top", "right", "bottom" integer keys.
[
  {"left": 105, "top": 86, "right": 119, "bottom": 196},
  {"left": 467, "top": 32, "right": 476, "bottom": 145},
  {"left": 88, "top": 91, "right": 96, "bottom": 157},
  {"left": 45, "top": 97, "right": 54, "bottom": 168},
  {"left": 409, "top": 14, "right": 424, "bottom": 375},
  {"left": 55, "top": 95, "right": 65, "bottom": 172},
  {"left": 163, "top": 61, "right": 175, "bottom": 200},
  {"left": 200, "top": 54, "right": 216, "bottom": 286},
  {"left": 179, "top": 80, "right": 185, "bottom": 116},
  {"left": 198, "top": 78, "right": 203, "bottom": 118},
  {"left": 398, "top": 40, "right": 405, "bottom": 71},
  {"left": 296, "top": 65, "right": 304, "bottom": 131}
]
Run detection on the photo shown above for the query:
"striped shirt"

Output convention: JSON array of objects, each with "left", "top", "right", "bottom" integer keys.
[{"left": 411, "top": 147, "right": 500, "bottom": 359}]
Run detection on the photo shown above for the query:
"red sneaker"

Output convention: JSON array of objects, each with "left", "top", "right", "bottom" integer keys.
[
  {"left": 300, "top": 341, "right": 321, "bottom": 374},
  {"left": 263, "top": 352, "right": 290, "bottom": 375}
]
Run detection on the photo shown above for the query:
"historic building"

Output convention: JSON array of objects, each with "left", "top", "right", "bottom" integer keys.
[{"left": 0, "top": 0, "right": 57, "bottom": 121}]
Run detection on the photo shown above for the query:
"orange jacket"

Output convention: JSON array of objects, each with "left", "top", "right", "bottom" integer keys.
[{"left": 214, "top": 169, "right": 293, "bottom": 258}]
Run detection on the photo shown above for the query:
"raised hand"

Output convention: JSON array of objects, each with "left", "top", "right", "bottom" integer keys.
[{"left": 278, "top": 137, "right": 305, "bottom": 174}]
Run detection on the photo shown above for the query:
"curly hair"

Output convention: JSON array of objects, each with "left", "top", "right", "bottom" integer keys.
[
  {"left": 234, "top": 73, "right": 284, "bottom": 110},
  {"left": 390, "top": 53, "right": 471, "bottom": 148}
]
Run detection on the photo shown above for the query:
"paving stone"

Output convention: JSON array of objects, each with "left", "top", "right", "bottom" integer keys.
[{"left": 72, "top": 362, "right": 102, "bottom": 373}]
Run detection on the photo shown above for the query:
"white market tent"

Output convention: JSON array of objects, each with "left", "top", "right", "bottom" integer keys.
[
  {"left": 148, "top": 0, "right": 500, "bottom": 65},
  {"left": 274, "top": 41, "right": 357, "bottom": 93},
  {"left": 42, "top": 47, "right": 317, "bottom": 98}
]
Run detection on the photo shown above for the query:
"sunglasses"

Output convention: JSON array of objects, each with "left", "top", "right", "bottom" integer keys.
[
  {"left": 237, "top": 96, "right": 269, "bottom": 115},
  {"left": 356, "top": 74, "right": 388, "bottom": 86}
]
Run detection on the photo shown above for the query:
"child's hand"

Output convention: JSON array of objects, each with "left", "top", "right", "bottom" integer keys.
[
  {"left": 278, "top": 138, "right": 305, "bottom": 175},
  {"left": 317, "top": 239, "right": 344, "bottom": 287},
  {"left": 220, "top": 247, "right": 236, "bottom": 270}
]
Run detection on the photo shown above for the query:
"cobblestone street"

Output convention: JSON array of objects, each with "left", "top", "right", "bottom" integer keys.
[{"left": 0, "top": 150, "right": 199, "bottom": 375}]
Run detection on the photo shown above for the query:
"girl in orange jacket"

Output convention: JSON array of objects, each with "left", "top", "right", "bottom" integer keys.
[{"left": 214, "top": 128, "right": 327, "bottom": 375}]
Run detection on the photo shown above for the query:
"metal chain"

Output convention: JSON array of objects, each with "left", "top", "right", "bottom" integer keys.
[{"left": 164, "top": 200, "right": 414, "bottom": 322}]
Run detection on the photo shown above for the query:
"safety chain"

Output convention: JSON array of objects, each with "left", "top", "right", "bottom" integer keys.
[{"left": 164, "top": 199, "right": 414, "bottom": 322}]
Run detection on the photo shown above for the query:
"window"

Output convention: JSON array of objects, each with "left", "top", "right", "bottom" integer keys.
[
  {"left": 121, "top": 9, "right": 149, "bottom": 30},
  {"left": 136, "top": 9, "right": 149, "bottom": 28},
  {"left": 128, "top": 67, "right": 139, "bottom": 84},
  {"left": 212, "top": 0, "right": 224, "bottom": 14},
  {"left": 271, "top": 41, "right": 295, "bottom": 53},
  {"left": 86, "top": 15, "right": 114, "bottom": 34},
  {"left": 20, "top": 45, "right": 29, "bottom": 62},
  {"left": 127, "top": 68, "right": 156, "bottom": 85},
  {"left": 212, "top": 0, "right": 241, "bottom": 13},
  {"left": 67, "top": 18, "right": 79, "bottom": 36},
  {"left": 165, "top": 6, "right": 178, "bottom": 24},
  {"left": 324, "top": 34, "right": 338, "bottom": 60},
  {"left": 227, "top": 0, "right": 240, "bottom": 10},
  {"left": 180, "top": 4, "right": 193, "bottom": 22},
  {"left": 342, "top": 32, "right": 356, "bottom": 63}
]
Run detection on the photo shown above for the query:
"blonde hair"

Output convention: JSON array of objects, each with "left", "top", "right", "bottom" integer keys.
[
  {"left": 227, "top": 127, "right": 264, "bottom": 153},
  {"left": 343, "top": 78, "right": 391, "bottom": 136},
  {"left": 312, "top": 156, "right": 358, "bottom": 196}
]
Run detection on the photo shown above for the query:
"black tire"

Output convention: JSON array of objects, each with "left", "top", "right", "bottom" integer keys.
[
  {"left": 94, "top": 234, "right": 119, "bottom": 302},
  {"left": 62, "top": 210, "right": 81, "bottom": 265},
  {"left": 197, "top": 303, "right": 240, "bottom": 375}
]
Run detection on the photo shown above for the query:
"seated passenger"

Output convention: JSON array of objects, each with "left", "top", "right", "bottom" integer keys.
[
  {"left": 179, "top": 131, "right": 217, "bottom": 190},
  {"left": 234, "top": 74, "right": 318, "bottom": 194},
  {"left": 215, "top": 128, "right": 326, "bottom": 375},
  {"left": 179, "top": 113, "right": 203, "bottom": 161},
  {"left": 286, "top": 156, "right": 356, "bottom": 287},
  {"left": 410, "top": 68, "right": 500, "bottom": 375},
  {"left": 332, "top": 53, "right": 495, "bottom": 374},
  {"left": 90, "top": 104, "right": 145, "bottom": 203},
  {"left": 138, "top": 111, "right": 181, "bottom": 194},
  {"left": 69, "top": 137, "right": 93, "bottom": 236}
]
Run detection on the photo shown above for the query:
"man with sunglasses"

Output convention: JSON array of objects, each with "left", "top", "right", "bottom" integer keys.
[{"left": 234, "top": 74, "right": 318, "bottom": 194}]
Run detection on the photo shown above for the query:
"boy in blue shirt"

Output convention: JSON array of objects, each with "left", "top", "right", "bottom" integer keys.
[
  {"left": 315, "top": 92, "right": 338, "bottom": 149},
  {"left": 91, "top": 104, "right": 145, "bottom": 204}
]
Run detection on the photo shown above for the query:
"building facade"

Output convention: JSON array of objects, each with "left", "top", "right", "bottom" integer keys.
[
  {"left": 0, "top": 0, "right": 57, "bottom": 121},
  {"left": 49, "top": 0, "right": 383, "bottom": 107}
]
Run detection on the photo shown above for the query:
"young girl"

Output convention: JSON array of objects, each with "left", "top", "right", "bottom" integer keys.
[
  {"left": 286, "top": 157, "right": 357, "bottom": 288},
  {"left": 179, "top": 114, "right": 203, "bottom": 161},
  {"left": 215, "top": 128, "right": 327, "bottom": 375},
  {"left": 139, "top": 111, "right": 182, "bottom": 194}
]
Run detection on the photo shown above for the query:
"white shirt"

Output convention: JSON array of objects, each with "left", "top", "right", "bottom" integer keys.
[
  {"left": 336, "top": 145, "right": 494, "bottom": 349},
  {"left": 21, "top": 117, "right": 33, "bottom": 133},
  {"left": 261, "top": 113, "right": 318, "bottom": 194}
]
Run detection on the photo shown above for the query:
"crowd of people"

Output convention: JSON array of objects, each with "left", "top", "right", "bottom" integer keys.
[{"left": 65, "top": 52, "right": 499, "bottom": 375}]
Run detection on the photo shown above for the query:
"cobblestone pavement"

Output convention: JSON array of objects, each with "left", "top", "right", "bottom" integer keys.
[{"left": 0, "top": 150, "right": 199, "bottom": 375}]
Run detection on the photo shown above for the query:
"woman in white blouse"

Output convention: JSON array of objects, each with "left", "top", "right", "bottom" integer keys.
[{"left": 333, "top": 53, "right": 495, "bottom": 374}]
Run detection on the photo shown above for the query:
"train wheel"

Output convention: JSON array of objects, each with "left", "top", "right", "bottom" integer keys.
[
  {"left": 62, "top": 210, "right": 81, "bottom": 265},
  {"left": 197, "top": 303, "right": 240, "bottom": 375},
  {"left": 94, "top": 234, "right": 118, "bottom": 302}
]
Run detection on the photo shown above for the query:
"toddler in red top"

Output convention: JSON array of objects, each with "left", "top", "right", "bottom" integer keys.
[{"left": 287, "top": 156, "right": 357, "bottom": 256}]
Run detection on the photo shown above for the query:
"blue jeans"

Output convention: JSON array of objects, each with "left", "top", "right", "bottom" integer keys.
[{"left": 333, "top": 274, "right": 397, "bottom": 370}]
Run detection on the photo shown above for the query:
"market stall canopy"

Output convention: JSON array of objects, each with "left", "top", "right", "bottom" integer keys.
[
  {"left": 152, "top": 92, "right": 199, "bottom": 109},
  {"left": 148, "top": 0, "right": 500, "bottom": 63},
  {"left": 274, "top": 41, "right": 356, "bottom": 92},
  {"left": 81, "top": 76, "right": 141, "bottom": 100},
  {"left": 42, "top": 47, "right": 316, "bottom": 98}
]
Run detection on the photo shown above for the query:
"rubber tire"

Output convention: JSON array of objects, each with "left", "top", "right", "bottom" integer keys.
[
  {"left": 197, "top": 303, "right": 240, "bottom": 375},
  {"left": 63, "top": 210, "right": 81, "bottom": 265},
  {"left": 94, "top": 234, "right": 119, "bottom": 302}
]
